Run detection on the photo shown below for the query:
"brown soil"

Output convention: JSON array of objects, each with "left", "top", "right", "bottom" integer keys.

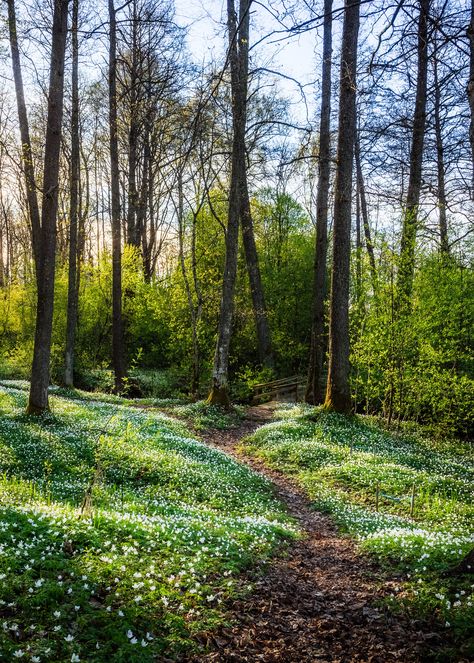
[{"left": 188, "top": 405, "right": 459, "bottom": 663}]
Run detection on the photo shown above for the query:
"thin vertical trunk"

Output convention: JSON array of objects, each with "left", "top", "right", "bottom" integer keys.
[
  {"left": 0, "top": 211, "right": 4, "bottom": 288},
  {"left": 306, "top": 0, "right": 332, "bottom": 405},
  {"left": 237, "top": 1, "right": 273, "bottom": 369},
  {"left": 28, "top": 0, "right": 69, "bottom": 414},
  {"left": 177, "top": 173, "right": 201, "bottom": 398},
  {"left": 396, "top": 0, "right": 429, "bottom": 312},
  {"left": 138, "top": 126, "right": 150, "bottom": 271},
  {"left": 324, "top": 0, "right": 360, "bottom": 414},
  {"left": 241, "top": 177, "right": 273, "bottom": 368},
  {"left": 355, "top": 135, "right": 377, "bottom": 290},
  {"left": 64, "top": 0, "right": 80, "bottom": 387},
  {"left": 433, "top": 52, "right": 449, "bottom": 254},
  {"left": 355, "top": 182, "right": 362, "bottom": 302},
  {"left": 468, "top": 0, "right": 474, "bottom": 193},
  {"left": 109, "top": 0, "right": 127, "bottom": 392},
  {"left": 127, "top": 0, "right": 139, "bottom": 248},
  {"left": 207, "top": 0, "right": 250, "bottom": 407},
  {"left": 7, "top": 0, "right": 41, "bottom": 279}
]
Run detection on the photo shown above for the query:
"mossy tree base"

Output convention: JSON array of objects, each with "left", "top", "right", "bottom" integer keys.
[
  {"left": 26, "top": 402, "right": 49, "bottom": 416},
  {"left": 207, "top": 384, "right": 232, "bottom": 410},
  {"left": 323, "top": 393, "right": 352, "bottom": 415}
]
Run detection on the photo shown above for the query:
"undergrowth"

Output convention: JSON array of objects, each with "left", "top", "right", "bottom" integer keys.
[
  {"left": 242, "top": 405, "right": 474, "bottom": 659},
  {"left": 0, "top": 383, "right": 294, "bottom": 661}
]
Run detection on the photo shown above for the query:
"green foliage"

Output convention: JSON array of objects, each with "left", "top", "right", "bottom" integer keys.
[
  {"left": 0, "top": 190, "right": 472, "bottom": 440},
  {"left": 231, "top": 364, "right": 276, "bottom": 402},
  {"left": 243, "top": 406, "right": 474, "bottom": 657},
  {"left": 351, "top": 252, "right": 474, "bottom": 438},
  {"left": 0, "top": 383, "right": 294, "bottom": 661}
]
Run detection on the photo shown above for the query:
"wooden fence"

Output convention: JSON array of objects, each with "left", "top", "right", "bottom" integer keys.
[{"left": 251, "top": 375, "right": 306, "bottom": 403}]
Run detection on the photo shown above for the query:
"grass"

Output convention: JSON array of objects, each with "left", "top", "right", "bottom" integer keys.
[
  {"left": 0, "top": 382, "right": 295, "bottom": 661},
  {"left": 242, "top": 404, "right": 474, "bottom": 658}
]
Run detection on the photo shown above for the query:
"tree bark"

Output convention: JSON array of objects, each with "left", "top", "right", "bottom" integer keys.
[
  {"left": 109, "top": 0, "right": 127, "bottom": 392},
  {"left": 306, "top": 0, "right": 332, "bottom": 405},
  {"left": 64, "top": 0, "right": 80, "bottom": 387},
  {"left": 324, "top": 0, "right": 360, "bottom": 414},
  {"left": 28, "top": 0, "right": 69, "bottom": 414},
  {"left": 468, "top": 0, "right": 474, "bottom": 194},
  {"left": 7, "top": 0, "right": 41, "bottom": 280},
  {"left": 433, "top": 50, "right": 449, "bottom": 254},
  {"left": 395, "top": 0, "right": 429, "bottom": 312},
  {"left": 241, "top": 176, "right": 273, "bottom": 368},
  {"left": 207, "top": 0, "right": 252, "bottom": 407},
  {"left": 355, "top": 135, "right": 377, "bottom": 290},
  {"left": 126, "top": 0, "right": 140, "bottom": 248}
]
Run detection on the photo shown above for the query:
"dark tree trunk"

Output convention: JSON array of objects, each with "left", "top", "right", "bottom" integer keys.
[
  {"left": 64, "top": 0, "right": 80, "bottom": 387},
  {"left": 324, "top": 0, "right": 360, "bottom": 414},
  {"left": 28, "top": 0, "right": 69, "bottom": 414},
  {"left": 468, "top": 1, "right": 474, "bottom": 194},
  {"left": 306, "top": 0, "right": 332, "bottom": 405},
  {"left": 207, "top": 0, "right": 251, "bottom": 407},
  {"left": 177, "top": 173, "right": 202, "bottom": 398},
  {"left": 7, "top": 0, "right": 41, "bottom": 280},
  {"left": 355, "top": 135, "right": 377, "bottom": 291},
  {"left": 126, "top": 1, "right": 139, "bottom": 248},
  {"left": 355, "top": 180, "right": 362, "bottom": 302},
  {"left": 433, "top": 51, "right": 449, "bottom": 254},
  {"left": 0, "top": 212, "right": 4, "bottom": 288},
  {"left": 241, "top": 176, "right": 273, "bottom": 369},
  {"left": 109, "top": 0, "right": 127, "bottom": 392},
  {"left": 236, "top": 0, "right": 273, "bottom": 369},
  {"left": 396, "top": 0, "right": 429, "bottom": 312}
]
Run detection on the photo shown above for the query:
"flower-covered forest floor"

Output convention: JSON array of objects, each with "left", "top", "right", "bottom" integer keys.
[
  {"left": 192, "top": 404, "right": 473, "bottom": 663},
  {"left": 0, "top": 383, "right": 472, "bottom": 662},
  {"left": 0, "top": 384, "right": 294, "bottom": 662}
]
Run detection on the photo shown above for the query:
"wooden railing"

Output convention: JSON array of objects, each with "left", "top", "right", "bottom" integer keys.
[{"left": 251, "top": 375, "right": 306, "bottom": 403}]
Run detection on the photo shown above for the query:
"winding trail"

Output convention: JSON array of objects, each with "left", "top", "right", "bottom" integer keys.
[{"left": 191, "top": 405, "right": 451, "bottom": 663}]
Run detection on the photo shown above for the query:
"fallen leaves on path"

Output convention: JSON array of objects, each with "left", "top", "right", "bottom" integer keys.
[{"left": 189, "top": 406, "right": 458, "bottom": 663}]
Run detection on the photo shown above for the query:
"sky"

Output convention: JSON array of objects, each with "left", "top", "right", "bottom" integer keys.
[{"left": 173, "top": 0, "right": 323, "bottom": 125}]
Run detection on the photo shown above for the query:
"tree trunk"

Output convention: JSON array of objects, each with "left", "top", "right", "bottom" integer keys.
[
  {"left": 241, "top": 176, "right": 273, "bottom": 368},
  {"left": 324, "top": 0, "right": 360, "bottom": 414},
  {"left": 7, "top": 0, "right": 41, "bottom": 280},
  {"left": 126, "top": 0, "right": 140, "bottom": 248},
  {"left": 207, "top": 0, "right": 251, "bottom": 407},
  {"left": 177, "top": 173, "right": 201, "bottom": 398},
  {"left": 355, "top": 135, "right": 377, "bottom": 290},
  {"left": 306, "top": 0, "right": 332, "bottom": 405},
  {"left": 433, "top": 50, "right": 449, "bottom": 254},
  {"left": 468, "top": 0, "right": 474, "bottom": 194},
  {"left": 64, "top": 0, "right": 80, "bottom": 387},
  {"left": 355, "top": 179, "right": 362, "bottom": 302},
  {"left": 395, "top": 0, "right": 429, "bottom": 312},
  {"left": 28, "top": 0, "right": 69, "bottom": 414},
  {"left": 109, "top": 0, "right": 127, "bottom": 392}
]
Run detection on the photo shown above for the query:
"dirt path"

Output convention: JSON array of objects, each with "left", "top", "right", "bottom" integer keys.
[{"left": 191, "top": 406, "right": 451, "bottom": 663}]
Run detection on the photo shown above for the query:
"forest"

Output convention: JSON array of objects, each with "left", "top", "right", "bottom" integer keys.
[{"left": 0, "top": 0, "right": 473, "bottom": 661}]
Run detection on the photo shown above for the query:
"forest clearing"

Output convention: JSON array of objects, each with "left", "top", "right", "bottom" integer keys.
[{"left": 0, "top": 0, "right": 473, "bottom": 660}]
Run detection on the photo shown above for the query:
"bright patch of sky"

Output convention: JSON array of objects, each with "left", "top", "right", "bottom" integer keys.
[{"left": 174, "top": 0, "right": 324, "bottom": 125}]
